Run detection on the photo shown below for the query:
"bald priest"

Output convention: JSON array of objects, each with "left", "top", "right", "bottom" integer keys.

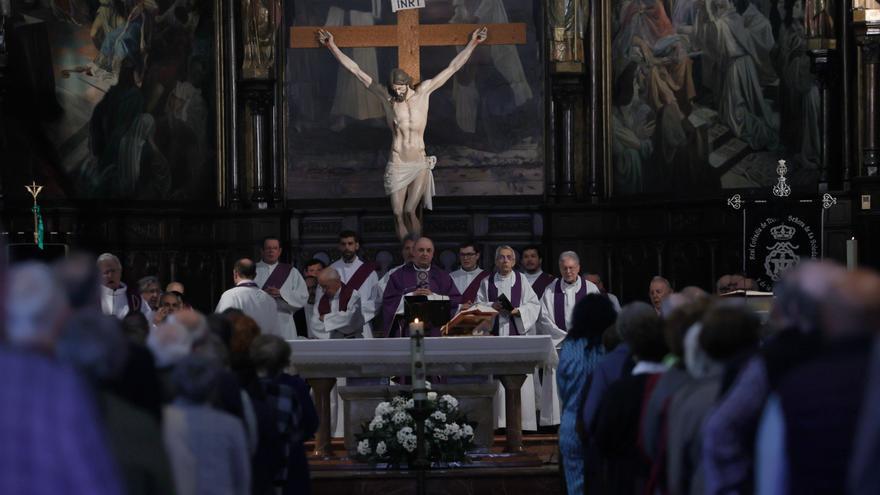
[{"left": 381, "top": 237, "right": 461, "bottom": 337}]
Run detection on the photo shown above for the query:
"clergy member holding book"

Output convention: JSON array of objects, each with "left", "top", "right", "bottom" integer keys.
[
  {"left": 330, "top": 231, "right": 379, "bottom": 338},
  {"left": 310, "top": 267, "right": 365, "bottom": 339},
  {"left": 381, "top": 237, "right": 461, "bottom": 337},
  {"left": 254, "top": 236, "right": 309, "bottom": 340},
  {"left": 476, "top": 245, "right": 542, "bottom": 431},
  {"left": 537, "top": 251, "right": 600, "bottom": 426},
  {"left": 450, "top": 241, "right": 490, "bottom": 305}
]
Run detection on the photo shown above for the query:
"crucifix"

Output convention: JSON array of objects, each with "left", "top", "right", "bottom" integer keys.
[
  {"left": 291, "top": 4, "right": 527, "bottom": 239},
  {"left": 290, "top": 8, "right": 527, "bottom": 84}
]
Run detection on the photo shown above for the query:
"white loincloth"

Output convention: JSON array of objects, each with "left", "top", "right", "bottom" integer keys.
[{"left": 383, "top": 156, "right": 437, "bottom": 210}]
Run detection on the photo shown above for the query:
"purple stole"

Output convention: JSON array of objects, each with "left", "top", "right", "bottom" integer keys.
[
  {"left": 531, "top": 272, "right": 556, "bottom": 298},
  {"left": 262, "top": 263, "right": 293, "bottom": 289},
  {"left": 346, "top": 261, "right": 376, "bottom": 291},
  {"left": 318, "top": 283, "right": 354, "bottom": 317},
  {"left": 553, "top": 278, "right": 588, "bottom": 330},
  {"left": 460, "top": 270, "right": 491, "bottom": 303},
  {"left": 487, "top": 273, "right": 523, "bottom": 336},
  {"left": 382, "top": 264, "right": 460, "bottom": 338}
]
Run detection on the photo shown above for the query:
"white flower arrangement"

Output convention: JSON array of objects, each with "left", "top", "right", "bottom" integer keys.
[
  {"left": 357, "top": 439, "right": 372, "bottom": 455},
  {"left": 354, "top": 389, "right": 477, "bottom": 467}
]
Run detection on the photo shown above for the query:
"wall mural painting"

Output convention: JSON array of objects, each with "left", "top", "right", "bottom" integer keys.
[
  {"left": 610, "top": 0, "right": 822, "bottom": 197},
  {"left": 3, "top": 0, "right": 216, "bottom": 201},
  {"left": 285, "top": 0, "right": 545, "bottom": 200}
]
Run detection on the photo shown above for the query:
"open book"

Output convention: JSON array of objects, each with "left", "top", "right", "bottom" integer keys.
[{"left": 441, "top": 304, "right": 498, "bottom": 337}]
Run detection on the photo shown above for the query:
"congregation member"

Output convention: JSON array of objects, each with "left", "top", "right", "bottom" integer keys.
[
  {"left": 666, "top": 301, "right": 760, "bottom": 495},
  {"left": 163, "top": 356, "right": 251, "bottom": 495},
  {"left": 3, "top": 262, "right": 123, "bottom": 495},
  {"left": 450, "top": 241, "right": 489, "bottom": 304},
  {"left": 381, "top": 236, "right": 460, "bottom": 337},
  {"left": 537, "top": 251, "right": 600, "bottom": 427},
  {"left": 753, "top": 269, "right": 879, "bottom": 494},
  {"left": 520, "top": 245, "right": 556, "bottom": 297},
  {"left": 153, "top": 290, "right": 184, "bottom": 325},
  {"left": 557, "top": 294, "right": 617, "bottom": 495},
  {"left": 251, "top": 334, "right": 319, "bottom": 495},
  {"left": 255, "top": 237, "right": 309, "bottom": 340},
  {"left": 585, "top": 272, "right": 621, "bottom": 312},
  {"left": 649, "top": 275, "right": 674, "bottom": 314},
  {"left": 329, "top": 231, "right": 379, "bottom": 338},
  {"left": 701, "top": 261, "right": 844, "bottom": 494},
  {"left": 97, "top": 252, "right": 144, "bottom": 319},
  {"left": 166, "top": 281, "right": 186, "bottom": 296},
  {"left": 138, "top": 275, "right": 162, "bottom": 322},
  {"left": 216, "top": 258, "right": 279, "bottom": 336},
  {"left": 57, "top": 311, "right": 176, "bottom": 495},
  {"left": 590, "top": 301, "right": 665, "bottom": 494},
  {"left": 311, "top": 267, "right": 365, "bottom": 339},
  {"left": 476, "top": 245, "right": 541, "bottom": 431}
]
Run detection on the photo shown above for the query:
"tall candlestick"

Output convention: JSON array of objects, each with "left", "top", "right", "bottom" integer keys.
[
  {"left": 846, "top": 237, "right": 858, "bottom": 271},
  {"left": 410, "top": 318, "right": 427, "bottom": 401}
]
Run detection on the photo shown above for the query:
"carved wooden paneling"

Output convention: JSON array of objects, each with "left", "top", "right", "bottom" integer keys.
[
  {"left": 424, "top": 216, "right": 470, "bottom": 236},
  {"left": 302, "top": 219, "right": 343, "bottom": 238},
  {"left": 488, "top": 215, "right": 532, "bottom": 235}
]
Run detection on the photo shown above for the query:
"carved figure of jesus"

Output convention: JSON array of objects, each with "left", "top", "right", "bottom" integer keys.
[{"left": 318, "top": 26, "right": 488, "bottom": 240}]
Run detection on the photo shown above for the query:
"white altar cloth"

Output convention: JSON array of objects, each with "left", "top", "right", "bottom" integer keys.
[{"left": 288, "top": 335, "right": 556, "bottom": 378}]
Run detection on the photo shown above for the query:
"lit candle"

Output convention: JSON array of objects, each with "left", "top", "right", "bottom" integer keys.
[
  {"left": 410, "top": 318, "right": 427, "bottom": 401},
  {"left": 847, "top": 237, "right": 858, "bottom": 271}
]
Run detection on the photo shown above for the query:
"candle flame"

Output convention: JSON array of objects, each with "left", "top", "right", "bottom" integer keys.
[{"left": 414, "top": 318, "right": 420, "bottom": 323}]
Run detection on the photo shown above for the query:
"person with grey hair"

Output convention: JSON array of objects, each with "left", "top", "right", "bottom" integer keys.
[
  {"left": 536, "top": 250, "right": 600, "bottom": 427},
  {"left": 6, "top": 262, "right": 70, "bottom": 351},
  {"left": 476, "top": 244, "right": 542, "bottom": 431},
  {"left": 215, "top": 258, "right": 279, "bottom": 337},
  {"left": 57, "top": 311, "right": 176, "bottom": 495},
  {"left": 311, "top": 267, "right": 365, "bottom": 339},
  {"left": 97, "top": 253, "right": 142, "bottom": 319},
  {"left": 649, "top": 276, "right": 674, "bottom": 315},
  {"left": 251, "top": 334, "right": 318, "bottom": 495},
  {"left": 138, "top": 275, "right": 162, "bottom": 322},
  {"left": 148, "top": 321, "right": 193, "bottom": 403},
  {"left": 163, "top": 356, "right": 251, "bottom": 495}
]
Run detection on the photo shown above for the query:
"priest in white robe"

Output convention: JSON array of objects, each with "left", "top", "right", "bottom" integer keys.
[
  {"left": 475, "top": 245, "right": 542, "bottom": 431},
  {"left": 216, "top": 258, "right": 279, "bottom": 336},
  {"left": 450, "top": 241, "right": 489, "bottom": 304},
  {"left": 97, "top": 252, "right": 146, "bottom": 319},
  {"left": 254, "top": 237, "right": 309, "bottom": 340},
  {"left": 310, "top": 267, "right": 366, "bottom": 437},
  {"left": 537, "top": 251, "right": 600, "bottom": 426},
  {"left": 329, "top": 231, "right": 378, "bottom": 338}
]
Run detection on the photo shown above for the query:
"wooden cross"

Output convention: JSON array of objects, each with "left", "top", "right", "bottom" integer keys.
[{"left": 290, "top": 8, "right": 527, "bottom": 83}]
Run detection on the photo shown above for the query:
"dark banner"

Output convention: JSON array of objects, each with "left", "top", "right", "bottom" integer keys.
[{"left": 745, "top": 203, "right": 821, "bottom": 291}]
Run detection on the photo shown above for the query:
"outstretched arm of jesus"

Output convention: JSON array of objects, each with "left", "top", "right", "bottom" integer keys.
[
  {"left": 418, "top": 27, "right": 487, "bottom": 94},
  {"left": 317, "top": 29, "right": 374, "bottom": 88}
]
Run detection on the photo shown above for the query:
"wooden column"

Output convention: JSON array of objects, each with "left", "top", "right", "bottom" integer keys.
[
  {"left": 551, "top": 77, "right": 582, "bottom": 199},
  {"left": 498, "top": 374, "right": 527, "bottom": 453},
  {"left": 307, "top": 377, "right": 337, "bottom": 458}
]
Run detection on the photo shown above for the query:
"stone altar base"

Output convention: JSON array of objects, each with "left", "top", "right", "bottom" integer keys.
[
  {"left": 306, "top": 434, "right": 563, "bottom": 495},
  {"left": 338, "top": 382, "right": 497, "bottom": 453}
]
